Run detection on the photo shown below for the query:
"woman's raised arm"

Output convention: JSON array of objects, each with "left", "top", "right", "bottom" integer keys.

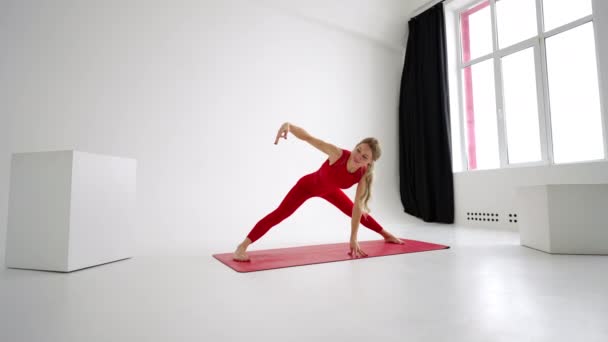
[{"left": 274, "top": 122, "right": 342, "bottom": 161}]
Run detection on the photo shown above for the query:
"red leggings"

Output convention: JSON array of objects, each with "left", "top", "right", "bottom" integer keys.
[{"left": 247, "top": 174, "right": 384, "bottom": 243}]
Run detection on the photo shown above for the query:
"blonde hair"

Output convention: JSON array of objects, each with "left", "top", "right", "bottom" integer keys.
[{"left": 358, "top": 137, "right": 381, "bottom": 214}]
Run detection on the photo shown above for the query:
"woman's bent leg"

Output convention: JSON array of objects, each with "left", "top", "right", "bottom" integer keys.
[{"left": 320, "top": 189, "right": 383, "bottom": 233}]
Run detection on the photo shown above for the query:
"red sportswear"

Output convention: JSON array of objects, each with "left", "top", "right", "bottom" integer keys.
[{"left": 246, "top": 149, "right": 384, "bottom": 243}]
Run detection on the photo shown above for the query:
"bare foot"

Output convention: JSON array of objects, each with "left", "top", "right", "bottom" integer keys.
[
  {"left": 233, "top": 244, "right": 250, "bottom": 262},
  {"left": 384, "top": 236, "right": 404, "bottom": 244},
  {"left": 381, "top": 230, "right": 404, "bottom": 244}
]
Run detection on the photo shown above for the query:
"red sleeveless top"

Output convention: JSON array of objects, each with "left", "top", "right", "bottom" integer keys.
[{"left": 314, "top": 149, "right": 366, "bottom": 189}]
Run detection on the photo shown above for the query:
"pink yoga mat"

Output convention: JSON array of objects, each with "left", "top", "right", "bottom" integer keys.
[{"left": 213, "top": 238, "right": 449, "bottom": 272}]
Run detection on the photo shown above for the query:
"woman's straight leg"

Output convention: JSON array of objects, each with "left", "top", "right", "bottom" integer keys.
[{"left": 246, "top": 176, "right": 316, "bottom": 243}]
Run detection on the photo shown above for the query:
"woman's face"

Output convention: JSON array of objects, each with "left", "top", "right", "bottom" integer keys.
[{"left": 352, "top": 143, "right": 373, "bottom": 168}]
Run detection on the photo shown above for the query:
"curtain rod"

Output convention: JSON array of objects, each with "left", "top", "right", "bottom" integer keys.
[{"left": 410, "top": 0, "right": 446, "bottom": 19}]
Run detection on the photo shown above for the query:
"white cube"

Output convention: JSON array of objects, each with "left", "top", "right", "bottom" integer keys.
[
  {"left": 517, "top": 184, "right": 608, "bottom": 254},
  {"left": 6, "top": 150, "right": 136, "bottom": 271}
]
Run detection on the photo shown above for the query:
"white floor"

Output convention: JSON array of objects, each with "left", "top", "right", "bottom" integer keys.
[{"left": 1, "top": 225, "right": 607, "bottom": 342}]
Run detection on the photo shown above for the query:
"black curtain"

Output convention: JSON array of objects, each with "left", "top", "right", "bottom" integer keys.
[{"left": 399, "top": 3, "right": 454, "bottom": 223}]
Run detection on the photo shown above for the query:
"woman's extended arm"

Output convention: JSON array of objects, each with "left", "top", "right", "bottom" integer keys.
[
  {"left": 274, "top": 122, "right": 342, "bottom": 161},
  {"left": 349, "top": 177, "right": 369, "bottom": 258}
]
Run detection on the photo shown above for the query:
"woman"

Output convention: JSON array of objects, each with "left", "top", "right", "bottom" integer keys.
[{"left": 233, "top": 122, "right": 403, "bottom": 261}]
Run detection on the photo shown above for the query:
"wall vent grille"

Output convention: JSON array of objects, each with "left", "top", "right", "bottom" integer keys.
[
  {"left": 466, "top": 212, "right": 519, "bottom": 224},
  {"left": 466, "top": 212, "right": 500, "bottom": 222}
]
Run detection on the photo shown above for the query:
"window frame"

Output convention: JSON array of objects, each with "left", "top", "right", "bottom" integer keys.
[{"left": 448, "top": 0, "right": 607, "bottom": 171}]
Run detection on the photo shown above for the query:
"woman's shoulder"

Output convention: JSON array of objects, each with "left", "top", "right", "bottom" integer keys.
[
  {"left": 337, "top": 148, "right": 351, "bottom": 163},
  {"left": 328, "top": 148, "right": 347, "bottom": 165}
]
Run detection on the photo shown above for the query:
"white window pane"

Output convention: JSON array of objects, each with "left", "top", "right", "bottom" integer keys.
[
  {"left": 543, "top": 0, "right": 592, "bottom": 32},
  {"left": 501, "top": 48, "right": 542, "bottom": 164},
  {"left": 463, "top": 60, "right": 500, "bottom": 170},
  {"left": 461, "top": 1, "right": 492, "bottom": 63},
  {"left": 546, "top": 22, "right": 604, "bottom": 163},
  {"left": 496, "top": 0, "right": 537, "bottom": 48}
]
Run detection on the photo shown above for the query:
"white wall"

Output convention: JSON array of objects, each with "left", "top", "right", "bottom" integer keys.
[
  {"left": 258, "top": 0, "right": 412, "bottom": 50},
  {"left": 405, "top": 0, "right": 438, "bottom": 19},
  {"left": 0, "top": 111, "right": 6, "bottom": 265},
  {"left": 0, "top": 0, "right": 418, "bottom": 258},
  {"left": 0, "top": 0, "right": 12, "bottom": 264},
  {"left": 453, "top": 162, "right": 608, "bottom": 229},
  {"left": 0, "top": 95, "right": 7, "bottom": 266}
]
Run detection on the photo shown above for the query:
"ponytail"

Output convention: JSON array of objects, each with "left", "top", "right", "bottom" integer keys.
[
  {"left": 360, "top": 162, "right": 374, "bottom": 214},
  {"left": 356, "top": 137, "right": 381, "bottom": 214}
]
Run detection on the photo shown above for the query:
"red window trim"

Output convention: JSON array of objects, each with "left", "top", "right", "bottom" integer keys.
[{"left": 461, "top": 0, "right": 490, "bottom": 169}]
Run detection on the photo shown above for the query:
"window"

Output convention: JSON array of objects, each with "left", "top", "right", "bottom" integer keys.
[{"left": 449, "top": 0, "right": 605, "bottom": 171}]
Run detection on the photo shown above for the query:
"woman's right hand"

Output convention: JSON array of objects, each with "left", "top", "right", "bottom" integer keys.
[
  {"left": 274, "top": 122, "right": 290, "bottom": 145},
  {"left": 348, "top": 239, "right": 368, "bottom": 258}
]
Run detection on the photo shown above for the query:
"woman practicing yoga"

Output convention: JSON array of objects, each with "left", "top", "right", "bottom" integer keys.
[{"left": 233, "top": 122, "right": 403, "bottom": 261}]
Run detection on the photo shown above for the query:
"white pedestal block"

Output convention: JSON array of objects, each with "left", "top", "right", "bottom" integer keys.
[
  {"left": 517, "top": 184, "right": 608, "bottom": 254},
  {"left": 6, "top": 150, "right": 136, "bottom": 271}
]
